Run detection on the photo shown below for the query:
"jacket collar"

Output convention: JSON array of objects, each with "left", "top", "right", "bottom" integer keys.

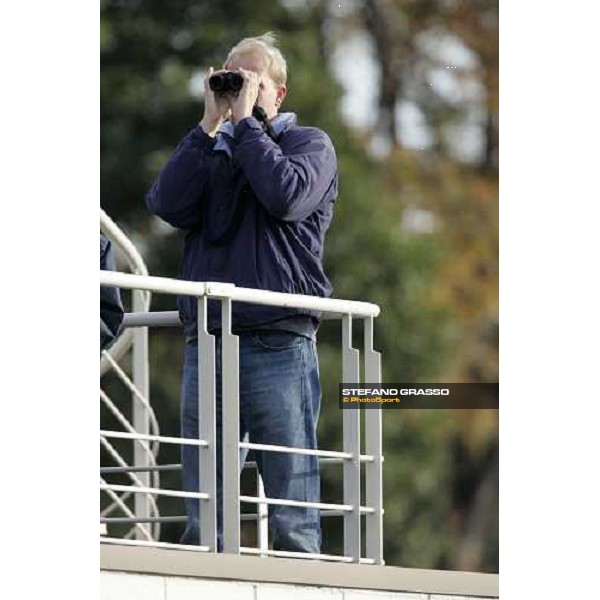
[{"left": 214, "top": 112, "right": 296, "bottom": 156}]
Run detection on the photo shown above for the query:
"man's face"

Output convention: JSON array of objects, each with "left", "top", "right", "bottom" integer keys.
[{"left": 226, "top": 52, "right": 286, "bottom": 119}]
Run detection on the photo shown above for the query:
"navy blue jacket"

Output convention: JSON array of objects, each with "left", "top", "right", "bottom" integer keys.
[
  {"left": 146, "top": 114, "right": 338, "bottom": 335},
  {"left": 100, "top": 235, "right": 124, "bottom": 350}
]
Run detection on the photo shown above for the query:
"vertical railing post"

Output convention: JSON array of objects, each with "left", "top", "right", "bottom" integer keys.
[
  {"left": 197, "top": 296, "right": 217, "bottom": 550},
  {"left": 221, "top": 298, "right": 240, "bottom": 553},
  {"left": 342, "top": 314, "right": 361, "bottom": 562},
  {"left": 132, "top": 288, "right": 150, "bottom": 540},
  {"left": 364, "top": 316, "right": 384, "bottom": 564},
  {"left": 257, "top": 472, "right": 269, "bottom": 555}
]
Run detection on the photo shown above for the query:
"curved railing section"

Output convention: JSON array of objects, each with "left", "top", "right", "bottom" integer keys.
[
  {"left": 100, "top": 208, "right": 150, "bottom": 374},
  {"left": 100, "top": 209, "right": 160, "bottom": 541}
]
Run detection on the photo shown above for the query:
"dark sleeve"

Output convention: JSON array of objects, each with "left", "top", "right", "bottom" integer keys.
[
  {"left": 100, "top": 236, "right": 124, "bottom": 351},
  {"left": 232, "top": 117, "right": 337, "bottom": 222},
  {"left": 145, "top": 126, "right": 215, "bottom": 230}
]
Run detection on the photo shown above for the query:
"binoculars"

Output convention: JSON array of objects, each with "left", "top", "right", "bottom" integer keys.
[{"left": 208, "top": 71, "right": 244, "bottom": 93}]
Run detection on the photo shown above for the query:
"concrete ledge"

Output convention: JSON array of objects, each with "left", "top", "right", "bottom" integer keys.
[{"left": 100, "top": 543, "right": 498, "bottom": 598}]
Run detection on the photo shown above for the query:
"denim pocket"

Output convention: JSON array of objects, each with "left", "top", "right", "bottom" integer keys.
[{"left": 253, "top": 330, "right": 304, "bottom": 351}]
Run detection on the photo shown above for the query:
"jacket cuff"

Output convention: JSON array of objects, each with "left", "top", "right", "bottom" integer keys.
[
  {"left": 190, "top": 125, "right": 217, "bottom": 149},
  {"left": 233, "top": 116, "right": 264, "bottom": 139}
]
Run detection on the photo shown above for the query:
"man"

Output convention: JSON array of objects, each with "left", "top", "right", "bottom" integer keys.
[
  {"left": 146, "top": 33, "right": 337, "bottom": 554},
  {"left": 100, "top": 234, "right": 124, "bottom": 352}
]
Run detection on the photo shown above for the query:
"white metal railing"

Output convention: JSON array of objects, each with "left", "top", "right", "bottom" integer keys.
[
  {"left": 100, "top": 268, "right": 384, "bottom": 564},
  {"left": 100, "top": 209, "right": 156, "bottom": 540}
]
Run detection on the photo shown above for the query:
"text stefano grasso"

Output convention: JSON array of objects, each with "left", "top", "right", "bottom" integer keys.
[{"left": 341, "top": 388, "right": 450, "bottom": 396}]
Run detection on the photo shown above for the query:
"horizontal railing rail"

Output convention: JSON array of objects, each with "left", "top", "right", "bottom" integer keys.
[
  {"left": 122, "top": 310, "right": 360, "bottom": 328},
  {"left": 100, "top": 271, "right": 380, "bottom": 317}
]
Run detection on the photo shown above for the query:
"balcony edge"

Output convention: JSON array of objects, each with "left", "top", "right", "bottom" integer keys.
[{"left": 100, "top": 542, "right": 498, "bottom": 598}]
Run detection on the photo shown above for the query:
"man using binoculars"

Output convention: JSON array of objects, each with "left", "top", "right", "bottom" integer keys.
[{"left": 146, "top": 33, "right": 338, "bottom": 555}]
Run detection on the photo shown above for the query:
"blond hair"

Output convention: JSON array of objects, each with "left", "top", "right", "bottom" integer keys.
[{"left": 225, "top": 32, "right": 287, "bottom": 86}]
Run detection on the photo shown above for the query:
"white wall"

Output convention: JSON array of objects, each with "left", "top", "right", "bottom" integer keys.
[{"left": 101, "top": 570, "right": 492, "bottom": 600}]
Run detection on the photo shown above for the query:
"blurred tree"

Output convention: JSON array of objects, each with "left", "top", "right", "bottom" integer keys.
[{"left": 101, "top": 0, "right": 498, "bottom": 572}]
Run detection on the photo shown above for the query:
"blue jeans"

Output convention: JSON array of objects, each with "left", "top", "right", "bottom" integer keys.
[{"left": 180, "top": 330, "right": 322, "bottom": 553}]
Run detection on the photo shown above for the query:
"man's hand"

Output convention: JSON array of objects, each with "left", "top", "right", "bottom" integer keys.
[
  {"left": 229, "top": 68, "right": 260, "bottom": 124},
  {"left": 200, "top": 67, "right": 231, "bottom": 137}
]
